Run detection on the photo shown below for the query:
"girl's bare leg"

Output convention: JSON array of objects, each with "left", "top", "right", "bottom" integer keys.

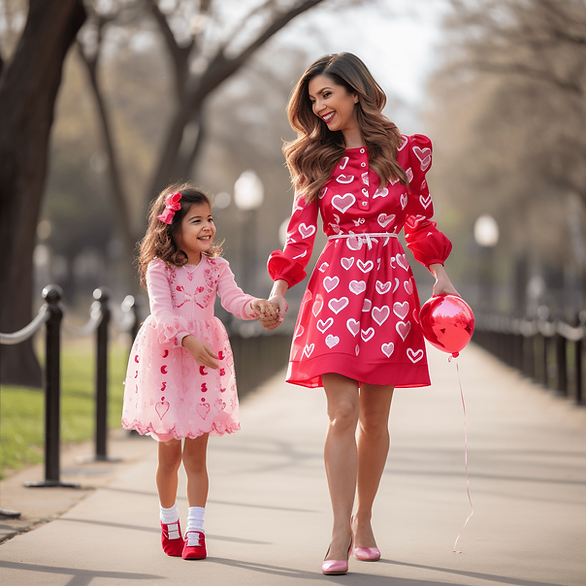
[
  {"left": 156, "top": 439, "right": 182, "bottom": 508},
  {"left": 354, "top": 383, "right": 394, "bottom": 548},
  {"left": 183, "top": 434, "right": 210, "bottom": 507},
  {"left": 322, "top": 373, "right": 360, "bottom": 561}
]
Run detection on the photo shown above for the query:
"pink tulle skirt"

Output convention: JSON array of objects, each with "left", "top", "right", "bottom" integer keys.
[{"left": 122, "top": 315, "right": 240, "bottom": 441}]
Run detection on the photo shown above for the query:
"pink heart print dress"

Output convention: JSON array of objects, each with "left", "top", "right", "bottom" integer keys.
[
  {"left": 122, "top": 256, "right": 257, "bottom": 441},
  {"left": 268, "top": 134, "right": 452, "bottom": 388}
]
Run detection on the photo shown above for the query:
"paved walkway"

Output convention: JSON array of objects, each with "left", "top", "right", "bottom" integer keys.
[{"left": 1, "top": 343, "right": 585, "bottom": 585}]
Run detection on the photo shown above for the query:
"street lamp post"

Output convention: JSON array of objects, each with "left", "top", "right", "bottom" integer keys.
[
  {"left": 474, "top": 214, "right": 499, "bottom": 311},
  {"left": 233, "top": 170, "right": 264, "bottom": 294}
]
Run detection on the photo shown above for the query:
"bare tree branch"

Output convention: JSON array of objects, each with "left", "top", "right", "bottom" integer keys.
[
  {"left": 148, "top": 0, "right": 328, "bottom": 197},
  {"left": 471, "top": 60, "right": 584, "bottom": 95},
  {"left": 76, "top": 11, "right": 138, "bottom": 292},
  {"left": 220, "top": 0, "right": 326, "bottom": 72},
  {"left": 144, "top": 0, "right": 193, "bottom": 97}
]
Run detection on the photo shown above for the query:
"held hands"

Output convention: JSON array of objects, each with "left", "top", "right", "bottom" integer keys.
[
  {"left": 250, "top": 298, "right": 276, "bottom": 318},
  {"left": 251, "top": 298, "right": 283, "bottom": 330},
  {"left": 260, "top": 279, "right": 289, "bottom": 330},
  {"left": 182, "top": 335, "right": 219, "bottom": 369},
  {"left": 259, "top": 295, "right": 287, "bottom": 330}
]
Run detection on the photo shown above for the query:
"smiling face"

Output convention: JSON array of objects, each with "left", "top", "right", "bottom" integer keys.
[
  {"left": 174, "top": 202, "right": 216, "bottom": 264},
  {"left": 308, "top": 74, "right": 360, "bottom": 141}
]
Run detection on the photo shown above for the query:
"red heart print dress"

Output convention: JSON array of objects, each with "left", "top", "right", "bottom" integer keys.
[{"left": 268, "top": 134, "right": 452, "bottom": 388}]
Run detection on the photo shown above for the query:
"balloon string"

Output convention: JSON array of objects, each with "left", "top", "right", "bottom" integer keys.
[{"left": 449, "top": 356, "right": 474, "bottom": 553}]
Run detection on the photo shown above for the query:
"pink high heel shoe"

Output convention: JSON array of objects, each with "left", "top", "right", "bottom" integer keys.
[
  {"left": 354, "top": 546, "right": 381, "bottom": 561},
  {"left": 322, "top": 541, "right": 352, "bottom": 575},
  {"left": 351, "top": 514, "right": 381, "bottom": 561}
]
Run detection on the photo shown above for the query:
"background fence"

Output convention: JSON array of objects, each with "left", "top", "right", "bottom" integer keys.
[
  {"left": 2, "top": 285, "right": 584, "bottom": 495},
  {"left": 0, "top": 284, "right": 292, "bottom": 490},
  {"left": 473, "top": 313, "right": 585, "bottom": 404}
]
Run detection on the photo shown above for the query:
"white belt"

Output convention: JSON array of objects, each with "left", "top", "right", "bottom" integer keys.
[{"left": 328, "top": 232, "right": 397, "bottom": 250}]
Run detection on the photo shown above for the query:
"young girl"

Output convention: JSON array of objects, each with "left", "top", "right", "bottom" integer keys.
[
  {"left": 261, "top": 53, "right": 458, "bottom": 574},
  {"left": 122, "top": 182, "right": 274, "bottom": 560}
]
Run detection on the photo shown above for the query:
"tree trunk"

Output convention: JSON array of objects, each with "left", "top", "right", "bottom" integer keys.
[{"left": 0, "top": 0, "right": 87, "bottom": 386}]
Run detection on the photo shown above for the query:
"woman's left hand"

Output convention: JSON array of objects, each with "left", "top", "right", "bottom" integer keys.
[{"left": 429, "top": 263, "right": 459, "bottom": 297}]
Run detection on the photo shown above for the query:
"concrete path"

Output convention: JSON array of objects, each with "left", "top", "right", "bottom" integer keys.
[{"left": 1, "top": 343, "right": 585, "bottom": 585}]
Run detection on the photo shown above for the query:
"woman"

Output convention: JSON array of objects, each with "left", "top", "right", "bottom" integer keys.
[{"left": 262, "top": 52, "right": 458, "bottom": 575}]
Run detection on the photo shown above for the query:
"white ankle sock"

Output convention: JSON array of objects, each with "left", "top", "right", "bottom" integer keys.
[
  {"left": 160, "top": 503, "right": 179, "bottom": 524},
  {"left": 186, "top": 506, "right": 205, "bottom": 533}
]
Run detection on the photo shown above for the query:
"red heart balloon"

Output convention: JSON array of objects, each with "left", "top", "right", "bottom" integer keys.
[{"left": 419, "top": 294, "right": 475, "bottom": 357}]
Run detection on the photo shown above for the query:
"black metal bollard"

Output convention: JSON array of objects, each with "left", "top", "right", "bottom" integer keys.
[
  {"left": 575, "top": 312, "right": 585, "bottom": 404},
  {"left": 575, "top": 337, "right": 583, "bottom": 404},
  {"left": 555, "top": 332, "right": 568, "bottom": 396},
  {"left": 25, "top": 285, "right": 78, "bottom": 488},
  {"left": 93, "top": 288, "right": 118, "bottom": 462},
  {"left": 525, "top": 335, "right": 532, "bottom": 377},
  {"left": 131, "top": 297, "right": 140, "bottom": 342},
  {"left": 542, "top": 334, "right": 550, "bottom": 388}
]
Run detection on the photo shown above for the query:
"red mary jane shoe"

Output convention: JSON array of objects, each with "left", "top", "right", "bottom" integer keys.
[
  {"left": 182, "top": 530, "right": 207, "bottom": 560},
  {"left": 161, "top": 520, "right": 184, "bottom": 557}
]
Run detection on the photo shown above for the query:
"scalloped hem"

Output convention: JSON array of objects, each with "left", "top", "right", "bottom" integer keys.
[{"left": 121, "top": 419, "right": 241, "bottom": 442}]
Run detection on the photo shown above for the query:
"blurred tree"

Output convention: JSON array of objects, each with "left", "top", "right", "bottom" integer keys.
[
  {"left": 75, "top": 10, "right": 135, "bottom": 293},
  {"left": 194, "top": 47, "right": 309, "bottom": 296},
  {"left": 75, "top": 0, "right": 331, "bottom": 259},
  {"left": 0, "top": 0, "right": 388, "bottom": 384},
  {"left": 446, "top": 0, "right": 586, "bottom": 204},
  {"left": 0, "top": 0, "right": 86, "bottom": 386},
  {"left": 0, "top": 0, "right": 331, "bottom": 385},
  {"left": 427, "top": 0, "right": 586, "bottom": 312}
]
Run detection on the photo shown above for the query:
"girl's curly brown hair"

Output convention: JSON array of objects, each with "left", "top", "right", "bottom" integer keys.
[
  {"left": 138, "top": 182, "right": 222, "bottom": 288},
  {"left": 284, "top": 52, "right": 408, "bottom": 203}
]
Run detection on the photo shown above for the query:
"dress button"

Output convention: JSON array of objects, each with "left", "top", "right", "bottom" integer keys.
[
  {"left": 361, "top": 162, "right": 366, "bottom": 167},
  {"left": 361, "top": 201, "right": 367, "bottom": 207},
  {"left": 360, "top": 148, "right": 365, "bottom": 153}
]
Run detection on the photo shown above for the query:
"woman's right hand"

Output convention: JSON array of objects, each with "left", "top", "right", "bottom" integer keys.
[{"left": 182, "top": 335, "right": 219, "bottom": 369}]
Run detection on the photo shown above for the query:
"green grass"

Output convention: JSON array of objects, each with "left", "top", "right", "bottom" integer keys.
[{"left": 0, "top": 342, "right": 128, "bottom": 479}]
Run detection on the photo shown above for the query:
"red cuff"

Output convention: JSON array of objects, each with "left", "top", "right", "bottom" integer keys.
[{"left": 267, "top": 250, "right": 307, "bottom": 288}]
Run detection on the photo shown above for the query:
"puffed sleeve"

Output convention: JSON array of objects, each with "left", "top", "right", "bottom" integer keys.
[
  {"left": 215, "top": 258, "right": 258, "bottom": 320},
  {"left": 267, "top": 193, "right": 319, "bottom": 288},
  {"left": 403, "top": 134, "right": 452, "bottom": 267},
  {"left": 146, "top": 259, "right": 192, "bottom": 347}
]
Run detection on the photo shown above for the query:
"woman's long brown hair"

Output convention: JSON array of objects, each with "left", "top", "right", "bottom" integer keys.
[
  {"left": 137, "top": 182, "right": 222, "bottom": 288},
  {"left": 284, "top": 52, "right": 408, "bottom": 202}
]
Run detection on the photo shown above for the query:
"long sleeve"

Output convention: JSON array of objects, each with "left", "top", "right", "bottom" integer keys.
[
  {"left": 403, "top": 134, "right": 452, "bottom": 267},
  {"left": 268, "top": 193, "right": 319, "bottom": 288},
  {"left": 215, "top": 258, "right": 258, "bottom": 319},
  {"left": 146, "top": 259, "right": 192, "bottom": 347}
]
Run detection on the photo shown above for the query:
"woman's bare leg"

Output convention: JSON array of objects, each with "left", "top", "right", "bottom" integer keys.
[
  {"left": 354, "top": 383, "right": 394, "bottom": 548},
  {"left": 322, "top": 373, "right": 360, "bottom": 560}
]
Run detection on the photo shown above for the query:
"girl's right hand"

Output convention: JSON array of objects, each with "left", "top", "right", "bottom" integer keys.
[
  {"left": 261, "top": 280, "right": 289, "bottom": 331},
  {"left": 261, "top": 295, "right": 288, "bottom": 330},
  {"left": 182, "top": 335, "right": 219, "bottom": 369}
]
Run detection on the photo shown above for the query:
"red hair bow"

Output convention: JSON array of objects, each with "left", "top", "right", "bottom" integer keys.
[{"left": 157, "top": 192, "right": 182, "bottom": 224}]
